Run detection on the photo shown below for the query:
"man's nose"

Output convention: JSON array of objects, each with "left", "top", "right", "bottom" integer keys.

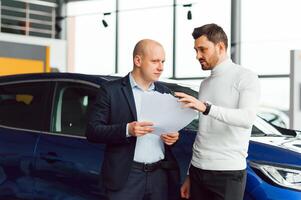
[
  {"left": 158, "top": 62, "right": 164, "bottom": 71},
  {"left": 196, "top": 51, "right": 203, "bottom": 60}
]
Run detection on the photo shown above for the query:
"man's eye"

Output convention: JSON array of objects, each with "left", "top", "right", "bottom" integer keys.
[
  {"left": 152, "top": 60, "right": 161, "bottom": 63},
  {"left": 199, "top": 48, "right": 206, "bottom": 53}
]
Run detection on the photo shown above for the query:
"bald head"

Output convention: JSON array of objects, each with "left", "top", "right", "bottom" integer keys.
[
  {"left": 133, "top": 39, "right": 163, "bottom": 59},
  {"left": 131, "top": 39, "right": 165, "bottom": 87}
]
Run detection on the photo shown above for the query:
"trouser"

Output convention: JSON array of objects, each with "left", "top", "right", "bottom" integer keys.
[
  {"left": 189, "top": 165, "right": 247, "bottom": 200},
  {"left": 106, "top": 161, "right": 168, "bottom": 200}
]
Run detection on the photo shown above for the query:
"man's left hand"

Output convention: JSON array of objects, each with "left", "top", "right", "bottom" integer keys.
[{"left": 161, "top": 132, "right": 179, "bottom": 145}]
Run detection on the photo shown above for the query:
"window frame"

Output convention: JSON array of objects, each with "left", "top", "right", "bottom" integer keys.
[{"left": 50, "top": 80, "right": 99, "bottom": 137}]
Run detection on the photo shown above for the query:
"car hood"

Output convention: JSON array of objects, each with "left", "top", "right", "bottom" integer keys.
[{"left": 251, "top": 136, "right": 301, "bottom": 154}]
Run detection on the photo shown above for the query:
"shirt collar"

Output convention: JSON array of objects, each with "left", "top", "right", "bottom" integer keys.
[{"left": 129, "top": 73, "right": 155, "bottom": 91}]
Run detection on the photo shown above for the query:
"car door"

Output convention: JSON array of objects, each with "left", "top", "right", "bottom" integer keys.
[
  {"left": 0, "top": 81, "right": 52, "bottom": 199},
  {"left": 33, "top": 81, "right": 106, "bottom": 200}
]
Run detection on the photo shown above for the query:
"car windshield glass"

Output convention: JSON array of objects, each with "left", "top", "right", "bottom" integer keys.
[{"left": 252, "top": 117, "right": 282, "bottom": 136}]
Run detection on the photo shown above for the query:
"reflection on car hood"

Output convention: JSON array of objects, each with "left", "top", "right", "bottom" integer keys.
[{"left": 251, "top": 136, "right": 301, "bottom": 154}]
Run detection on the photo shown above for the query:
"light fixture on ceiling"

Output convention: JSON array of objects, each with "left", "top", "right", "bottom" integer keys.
[
  {"left": 102, "top": 19, "right": 108, "bottom": 27},
  {"left": 102, "top": 12, "right": 111, "bottom": 28},
  {"left": 183, "top": 4, "right": 192, "bottom": 20}
]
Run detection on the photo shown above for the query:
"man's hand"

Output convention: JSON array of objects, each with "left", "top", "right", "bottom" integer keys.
[
  {"left": 180, "top": 176, "right": 190, "bottom": 199},
  {"left": 161, "top": 132, "right": 179, "bottom": 145},
  {"left": 128, "top": 121, "right": 154, "bottom": 137},
  {"left": 175, "top": 92, "right": 206, "bottom": 112}
]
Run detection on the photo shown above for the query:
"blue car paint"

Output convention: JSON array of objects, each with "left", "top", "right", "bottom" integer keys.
[
  {"left": 248, "top": 140, "right": 301, "bottom": 165},
  {"left": 33, "top": 134, "right": 106, "bottom": 199},
  {"left": 250, "top": 181, "right": 301, "bottom": 200},
  {"left": 0, "top": 73, "right": 300, "bottom": 200},
  {"left": 0, "top": 127, "right": 39, "bottom": 198}
]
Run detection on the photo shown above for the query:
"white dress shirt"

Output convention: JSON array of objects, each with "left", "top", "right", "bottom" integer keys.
[{"left": 127, "top": 73, "right": 165, "bottom": 163}]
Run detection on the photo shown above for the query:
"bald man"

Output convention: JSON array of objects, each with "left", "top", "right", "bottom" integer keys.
[{"left": 86, "top": 39, "right": 180, "bottom": 200}]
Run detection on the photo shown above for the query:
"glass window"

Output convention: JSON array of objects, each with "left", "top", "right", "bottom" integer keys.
[
  {"left": 118, "top": 0, "right": 173, "bottom": 77},
  {"left": 67, "top": 0, "right": 231, "bottom": 79},
  {"left": 0, "top": 82, "right": 51, "bottom": 131},
  {"left": 241, "top": 0, "right": 301, "bottom": 75},
  {"left": 259, "top": 78, "right": 289, "bottom": 110},
  {"left": 251, "top": 125, "right": 264, "bottom": 136},
  {"left": 52, "top": 82, "right": 97, "bottom": 136},
  {"left": 176, "top": 0, "right": 231, "bottom": 78},
  {"left": 67, "top": 0, "right": 116, "bottom": 75},
  {"left": 258, "top": 112, "right": 287, "bottom": 128}
]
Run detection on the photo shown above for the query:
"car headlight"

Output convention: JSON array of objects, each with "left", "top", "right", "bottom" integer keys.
[{"left": 250, "top": 161, "right": 301, "bottom": 191}]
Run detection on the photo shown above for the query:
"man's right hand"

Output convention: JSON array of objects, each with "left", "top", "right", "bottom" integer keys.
[
  {"left": 180, "top": 176, "right": 190, "bottom": 199},
  {"left": 175, "top": 92, "right": 206, "bottom": 113},
  {"left": 128, "top": 121, "right": 154, "bottom": 137}
]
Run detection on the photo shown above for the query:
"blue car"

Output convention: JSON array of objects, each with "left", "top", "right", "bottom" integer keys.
[{"left": 0, "top": 73, "right": 300, "bottom": 200}]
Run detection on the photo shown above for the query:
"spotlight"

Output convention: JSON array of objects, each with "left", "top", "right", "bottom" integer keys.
[
  {"left": 102, "top": 19, "right": 108, "bottom": 27},
  {"left": 55, "top": 24, "right": 62, "bottom": 32},
  {"left": 55, "top": 16, "right": 66, "bottom": 36},
  {"left": 101, "top": 12, "right": 111, "bottom": 28},
  {"left": 183, "top": 4, "right": 192, "bottom": 20},
  {"left": 187, "top": 10, "right": 192, "bottom": 20},
  {"left": 183, "top": 3, "right": 192, "bottom": 7}
]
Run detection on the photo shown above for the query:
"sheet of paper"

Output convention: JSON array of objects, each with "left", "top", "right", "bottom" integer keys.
[{"left": 138, "top": 91, "right": 197, "bottom": 136}]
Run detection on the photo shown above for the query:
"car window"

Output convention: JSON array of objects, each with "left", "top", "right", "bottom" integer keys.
[
  {"left": 258, "top": 112, "right": 288, "bottom": 128},
  {"left": 0, "top": 82, "right": 51, "bottom": 131},
  {"left": 251, "top": 125, "right": 265, "bottom": 135},
  {"left": 51, "top": 82, "right": 98, "bottom": 136}
]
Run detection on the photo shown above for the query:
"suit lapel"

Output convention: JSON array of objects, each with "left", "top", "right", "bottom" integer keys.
[
  {"left": 121, "top": 74, "right": 137, "bottom": 120},
  {"left": 120, "top": 76, "right": 168, "bottom": 121},
  {"left": 154, "top": 82, "right": 166, "bottom": 93}
]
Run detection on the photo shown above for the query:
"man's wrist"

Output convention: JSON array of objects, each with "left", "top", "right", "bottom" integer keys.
[{"left": 203, "top": 102, "right": 211, "bottom": 115}]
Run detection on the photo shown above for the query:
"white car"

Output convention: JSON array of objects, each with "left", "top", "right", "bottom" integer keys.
[{"left": 258, "top": 107, "right": 290, "bottom": 128}]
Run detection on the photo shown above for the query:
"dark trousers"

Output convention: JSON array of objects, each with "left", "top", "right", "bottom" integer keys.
[
  {"left": 189, "top": 165, "right": 246, "bottom": 200},
  {"left": 106, "top": 164, "right": 168, "bottom": 200}
]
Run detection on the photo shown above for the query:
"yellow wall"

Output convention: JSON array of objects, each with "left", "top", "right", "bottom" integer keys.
[
  {"left": 45, "top": 46, "right": 50, "bottom": 72},
  {"left": 0, "top": 57, "right": 44, "bottom": 76}
]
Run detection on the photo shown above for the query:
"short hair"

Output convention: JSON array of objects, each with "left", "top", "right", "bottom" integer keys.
[
  {"left": 192, "top": 23, "right": 228, "bottom": 49},
  {"left": 133, "top": 40, "right": 144, "bottom": 59}
]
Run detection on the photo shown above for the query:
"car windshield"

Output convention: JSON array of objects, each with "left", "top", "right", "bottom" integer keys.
[{"left": 252, "top": 117, "right": 283, "bottom": 137}]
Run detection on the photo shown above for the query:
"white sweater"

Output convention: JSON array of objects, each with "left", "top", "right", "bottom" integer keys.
[{"left": 191, "top": 58, "right": 261, "bottom": 170}]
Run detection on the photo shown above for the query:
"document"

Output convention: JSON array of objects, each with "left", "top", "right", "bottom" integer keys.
[{"left": 138, "top": 91, "right": 197, "bottom": 136}]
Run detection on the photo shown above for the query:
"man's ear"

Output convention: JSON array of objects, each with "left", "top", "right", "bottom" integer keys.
[
  {"left": 217, "top": 42, "right": 226, "bottom": 53},
  {"left": 134, "top": 55, "right": 142, "bottom": 67}
]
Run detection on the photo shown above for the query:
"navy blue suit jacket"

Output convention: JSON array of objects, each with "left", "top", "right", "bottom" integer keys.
[{"left": 86, "top": 74, "right": 180, "bottom": 195}]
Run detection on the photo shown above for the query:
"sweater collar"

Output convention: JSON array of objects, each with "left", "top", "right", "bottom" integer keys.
[{"left": 210, "top": 58, "right": 233, "bottom": 77}]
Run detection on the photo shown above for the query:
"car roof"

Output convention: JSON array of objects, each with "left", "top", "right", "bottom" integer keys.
[
  {"left": 0, "top": 72, "right": 121, "bottom": 85},
  {"left": 0, "top": 72, "right": 200, "bottom": 98}
]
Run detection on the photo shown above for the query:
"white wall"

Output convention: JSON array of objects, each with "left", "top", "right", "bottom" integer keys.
[
  {"left": 290, "top": 50, "right": 301, "bottom": 130},
  {"left": 0, "top": 33, "right": 67, "bottom": 72}
]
